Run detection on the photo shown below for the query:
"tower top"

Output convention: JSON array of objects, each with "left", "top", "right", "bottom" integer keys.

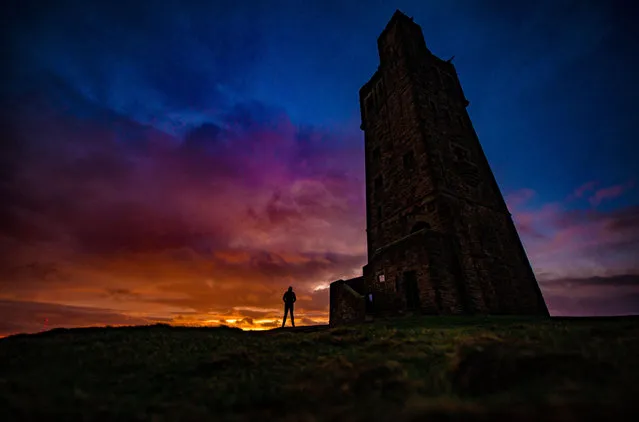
[
  {"left": 375, "top": 10, "right": 430, "bottom": 68},
  {"left": 378, "top": 9, "right": 416, "bottom": 42}
]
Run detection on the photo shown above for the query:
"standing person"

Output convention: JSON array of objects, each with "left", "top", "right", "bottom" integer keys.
[
  {"left": 366, "top": 289, "right": 374, "bottom": 314},
  {"left": 282, "top": 286, "right": 296, "bottom": 328}
]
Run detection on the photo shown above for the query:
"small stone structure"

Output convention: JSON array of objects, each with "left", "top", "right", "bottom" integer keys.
[
  {"left": 329, "top": 10, "right": 549, "bottom": 326},
  {"left": 329, "top": 277, "right": 366, "bottom": 326}
]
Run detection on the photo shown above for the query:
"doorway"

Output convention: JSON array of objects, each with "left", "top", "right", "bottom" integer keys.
[{"left": 404, "top": 271, "right": 420, "bottom": 310}]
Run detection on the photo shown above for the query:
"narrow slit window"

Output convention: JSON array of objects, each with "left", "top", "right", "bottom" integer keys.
[
  {"left": 429, "top": 101, "right": 438, "bottom": 124},
  {"left": 364, "top": 93, "right": 374, "bottom": 118},
  {"left": 444, "top": 109, "right": 452, "bottom": 124},
  {"left": 446, "top": 73, "right": 456, "bottom": 92},
  {"left": 403, "top": 150, "right": 415, "bottom": 171},
  {"left": 376, "top": 80, "right": 385, "bottom": 105},
  {"left": 372, "top": 147, "right": 381, "bottom": 164}
]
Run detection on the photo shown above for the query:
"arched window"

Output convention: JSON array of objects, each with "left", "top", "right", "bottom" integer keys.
[{"left": 411, "top": 221, "right": 431, "bottom": 233}]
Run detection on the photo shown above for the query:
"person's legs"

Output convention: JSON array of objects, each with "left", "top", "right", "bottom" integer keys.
[
  {"left": 290, "top": 305, "right": 295, "bottom": 327},
  {"left": 282, "top": 306, "right": 289, "bottom": 327}
]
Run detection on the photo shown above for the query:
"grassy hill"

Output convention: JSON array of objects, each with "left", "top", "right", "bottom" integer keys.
[{"left": 1, "top": 316, "right": 638, "bottom": 421}]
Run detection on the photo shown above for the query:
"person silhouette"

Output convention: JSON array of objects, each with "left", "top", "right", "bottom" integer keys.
[{"left": 282, "top": 286, "right": 296, "bottom": 328}]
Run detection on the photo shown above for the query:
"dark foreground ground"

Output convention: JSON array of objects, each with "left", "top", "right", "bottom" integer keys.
[{"left": 1, "top": 316, "right": 639, "bottom": 421}]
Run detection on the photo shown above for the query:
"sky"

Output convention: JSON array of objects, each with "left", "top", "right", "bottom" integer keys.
[{"left": 1, "top": 0, "right": 638, "bottom": 336}]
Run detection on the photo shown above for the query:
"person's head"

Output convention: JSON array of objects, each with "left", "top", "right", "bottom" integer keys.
[{"left": 288, "top": 286, "right": 293, "bottom": 292}]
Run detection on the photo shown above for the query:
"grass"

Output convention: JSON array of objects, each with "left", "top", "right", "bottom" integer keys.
[{"left": 1, "top": 316, "right": 638, "bottom": 421}]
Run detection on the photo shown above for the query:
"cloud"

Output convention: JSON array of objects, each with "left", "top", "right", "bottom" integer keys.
[
  {"left": 505, "top": 188, "right": 536, "bottom": 210},
  {"left": 589, "top": 180, "right": 635, "bottom": 206},
  {"left": 2, "top": 1, "right": 636, "bottom": 335},
  {"left": 0, "top": 300, "right": 154, "bottom": 337},
  {"left": 540, "top": 274, "right": 639, "bottom": 316},
  {"left": 105, "top": 288, "right": 142, "bottom": 301},
  {"left": 0, "top": 64, "right": 364, "bottom": 335},
  {"left": 540, "top": 274, "right": 639, "bottom": 289},
  {"left": 506, "top": 189, "right": 556, "bottom": 240},
  {"left": 506, "top": 184, "right": 639, "bottom": 282},
  {"left": 567, "top": 181, "right": 599, "bottom": 201},
  {"left": 0, "top": 298, "right": 329, "bottom": 338},
  {"left": 4, "top": 0, "right": 265, "bottom": 133}
]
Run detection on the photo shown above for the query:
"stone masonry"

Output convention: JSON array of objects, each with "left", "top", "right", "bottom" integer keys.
[
  {"left": 329, "top": 277, "right": 366, "bottom": 326},
  {"left": 329, "top": 10, "right": 549, "bottom": 326}
]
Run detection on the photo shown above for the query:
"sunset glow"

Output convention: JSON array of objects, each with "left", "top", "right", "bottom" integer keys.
[{"left": 1, "top": 0, "right": 638, "bottom": 337}]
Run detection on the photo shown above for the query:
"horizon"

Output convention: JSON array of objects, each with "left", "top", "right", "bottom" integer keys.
[
  {"left": 1, "top": 0, "right": 638, "bottom": 337},
  {"left": 5, "top": 314, "right": 639, "bottom": 341}
]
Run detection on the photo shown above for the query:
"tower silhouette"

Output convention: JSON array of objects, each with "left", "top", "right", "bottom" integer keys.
[{"left": 330, "top": 10, "right": 548, "bottom": 324}]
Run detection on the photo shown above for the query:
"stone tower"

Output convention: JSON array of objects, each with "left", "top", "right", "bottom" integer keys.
[{"left": 329, "top": 10, "right": 548, "bottom": 325}]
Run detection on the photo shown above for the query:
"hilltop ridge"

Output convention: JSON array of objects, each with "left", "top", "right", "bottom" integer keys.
[{"left": 1, "top": 316, "right": 638, "bottom": 421}]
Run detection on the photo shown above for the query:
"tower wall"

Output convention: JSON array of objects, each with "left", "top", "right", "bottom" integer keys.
[
  {"left": 329, "top": 277, "right": 366, "bottom": 326},
  {"left": 330, "top": 10, "right": 548, "bottom": 326},
  {"left": 364, "top": 229, "right": 468, "bottom": 315}
]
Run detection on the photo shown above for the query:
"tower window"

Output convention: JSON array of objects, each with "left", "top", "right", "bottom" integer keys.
[
  {"left": 387, "top": 46, "right": 397, "bottom": 61},
  {"left": 452, "top": 144, "right": 470, "bottom": 162},
  {"left": 403, "top": 150, "right": 415, "bottom": 171},
  {"left": 375, "top": 175, "right": 383, "bottom": 191},
  {"left": 376, "top": 80, "right": 385, "bottom": 105},
  {"left": 458, "top": 115, "right": 465, "bottom": 128},
  {"left": 445, "top": 73, "right": 456, "bottom": 93},
  {"left": 364, "top": 93, "right": 374, "bottom": 118},
  {"left": 372, "top": 147, "right": 381, "bottom": 164},
  {"left": 436, "top": 68, "right": 443, "bottom": 88},
  {"left": 444, "top": 109, "right": 452, "bottom": 124},
  {"left": 377, "top": 206, "right": 383, "bottom": 221},
  {"left": 429, "top": 101, "right": 438, "bottom": 124}
]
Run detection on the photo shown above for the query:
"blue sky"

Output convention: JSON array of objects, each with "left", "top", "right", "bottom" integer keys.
[{"left": 7, "top": 0, "right": 637, "bottom": 200}]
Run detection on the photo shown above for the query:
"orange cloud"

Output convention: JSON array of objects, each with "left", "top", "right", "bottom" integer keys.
[
  {"left": 0, "top": 99, "right": 363, "bottom": 336},
  {"left": 4, "top": 91, "right": 637, "bottom": 336}
]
